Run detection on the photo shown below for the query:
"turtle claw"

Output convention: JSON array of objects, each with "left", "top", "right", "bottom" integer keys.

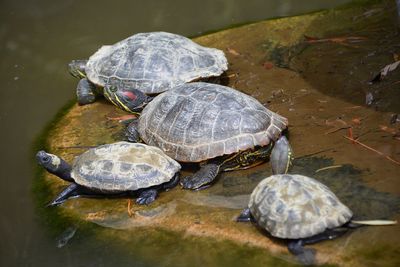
[
  {"left": 180, "top": 176, "right": 203, "bottom": 190},
  {"left": 180, "top": 164, "right": 220, "bottom": 190},
  {"left": 136, "top": 189, "right": 158, "bottom": 205}
]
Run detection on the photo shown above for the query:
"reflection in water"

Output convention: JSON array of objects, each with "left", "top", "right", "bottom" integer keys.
[{"left": 56, "top": 226, "right": 77, "bottom": 248}]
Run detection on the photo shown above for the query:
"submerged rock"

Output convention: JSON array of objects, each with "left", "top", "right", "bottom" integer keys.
[{"left": 37, "top": 1, "right": 400, "bottom": 266}]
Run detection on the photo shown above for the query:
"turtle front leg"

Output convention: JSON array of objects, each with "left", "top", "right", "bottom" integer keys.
[
  {"left": 136, "top": 189, "right": 159, "bottom": 205},
  {"left": 287, "top": 240, "right": 316, "bottom": 266},
  {"left": 76, "top": 78, "right": 97, "bottom": 105},
  {"left": 125, "top": 119, "right": 142, "bottom": 142},
  {"left": 180, "top": 163, "right": 220, "bottom": 190},
  {"left": 48, "top": 183, "right": 95, "bottom": 206}
]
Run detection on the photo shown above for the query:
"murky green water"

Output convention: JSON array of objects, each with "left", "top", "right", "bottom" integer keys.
[{"left": 2, "top": 0, "right": 399, "bottom": 267}]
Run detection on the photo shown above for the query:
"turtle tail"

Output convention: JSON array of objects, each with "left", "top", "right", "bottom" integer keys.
[{"left": 350, "top": 219, "right": 397, "bottom": 226}]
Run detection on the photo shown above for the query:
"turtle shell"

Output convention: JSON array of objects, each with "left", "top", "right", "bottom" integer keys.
[
  {"left": 249, "top": 174, "right": 353, "bottom": 239},
  {"left": 85, "top": 32, "right": 228, "bottom": 94},
  {"left": 138, "top": 82, "right": 288, "bottom": 162},
  {"left": 71, "top": 142, "right": 181, "bottom": 192}
]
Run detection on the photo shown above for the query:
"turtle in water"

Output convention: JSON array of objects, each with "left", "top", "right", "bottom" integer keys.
[
  {"left": 237, "top": 174, "right": 397, "bottom": 265},
  {"left": 68, "top": 31, "right": 228, "bottom": 113},
  {"left": 126, "top": 82, "right": 292, "bottom": 190},
  {"left": 36, "top": 142, "right": 181, "bottom": 206}
]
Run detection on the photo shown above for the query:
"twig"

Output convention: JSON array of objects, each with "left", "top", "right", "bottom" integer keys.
[
  {"left": 324, "top": 126, "right": 350, "bottom": 135},
  {"left": 294, "top": 148, "right": 334, "bottom": 160},
  {"left": 343, "top": 136, "right": 400, "bottom": 166},
  {"left": 315, "top": 165, "right": 343, "bottom": 173}
]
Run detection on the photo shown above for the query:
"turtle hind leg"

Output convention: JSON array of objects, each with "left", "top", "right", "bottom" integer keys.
[
  {"left": 180, "top": 163, "right": 220, "bottom": 190},
  {"left": 76, "top": 78, "right": 96, "bottom": 105},
  {"left": 163, "top": 173, "right": 180, "bottom": 191},
  {"left": 288, "top": 228, "right": 350, "bottom": 265},
  {"left": 236, "top": 208, "right": 254, "bottom": 222},
  {"left": 136, "top": 189, "right": 158, "bottom": 205},
  {"left": 287, "top": 240, "right": 316, "bottom": 266}
]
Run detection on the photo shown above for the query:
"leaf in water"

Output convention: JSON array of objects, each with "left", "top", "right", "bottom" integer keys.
[
  {"left": 390, "top": 114, "right": 399, "bottom": 124},
  {"left": 227, "top": 47, "right": 240, "bottom": 56},
  {"left": 379, "top": 125, "right": 398, "bottom": 135},
  {"left": 262, "top": 61, "right": 274, "bottom": 69},
  {"left": 365, "top": 92, "right": 374, "bottom": 105},
  {"left": 56, "top": 226, "right": 77, "bottom": 248},
  {"left": 369, "top": 60, "right": 400, "bottom": 83}
]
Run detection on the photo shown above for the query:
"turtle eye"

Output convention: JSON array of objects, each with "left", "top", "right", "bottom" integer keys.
[{"left": 42, "top": 156, "right": 50, "bottom": 163}]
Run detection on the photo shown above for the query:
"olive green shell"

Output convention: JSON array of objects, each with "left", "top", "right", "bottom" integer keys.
[
  {"left": 249, "top": 174, "right": 353, "bottom": 239},
  {"left": 71, "top": 142, "right": 181, "bottom": 192},
  {"left": 138, "top": 82, "right": 288, "bottom": 162}
]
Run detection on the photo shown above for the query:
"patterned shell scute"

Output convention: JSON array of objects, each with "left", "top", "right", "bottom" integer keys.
[
  {"left": 138, "top": 82, "right": 288, "bottom": 162},
  {"left": 71, "top": 142, "right": 181, "bottom": 192},
  {"left": 85, "top": 32, "right": 228, "bottom": 94},
  {"left": 249, "top": 174, "right": 353, "bottom": 239}
]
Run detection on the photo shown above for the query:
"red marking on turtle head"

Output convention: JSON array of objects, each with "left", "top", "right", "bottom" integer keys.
[{"left": 122, "top": 91, "right": 137, "bottom": 101}]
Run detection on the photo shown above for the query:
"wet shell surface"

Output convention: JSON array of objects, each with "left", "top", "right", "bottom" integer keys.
[
  {"left": 71, "top": 142, "right": 181, "bottom": 192},
  {"left": 249, "top": 174, "right": 353, "bottom": 239},
  {"left": 138, "top": 82, "right": 288, "bottom": 162},
  {"left": 85, "top": 32, "right": 228, "bottom": 94}
]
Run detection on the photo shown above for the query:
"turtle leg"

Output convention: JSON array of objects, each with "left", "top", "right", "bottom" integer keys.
[
  {"left": 270, "top": 135, "right": 293, "bottom": 174},
  {"left": 236, "top": 208, "right": 254, "bottom": 222},
  {"left": 163, "top": 173, "right": 180, "bottom": 191},
  {"left": 76, "top": 78, "right": 97, "bottom": 105},
  {"left": 125, "top": 119, "right": 142, "bottom": 142},
  {"left": 180, "top": 163, "right": 221, "bottom": 190},
  {"left": 287, "top": 240, "right": 316, "bottom": 266},
  {"left": 48, "top": 183, "right": 100, "bottom": 206},
  {"left": 288, "top": 228, "right": 350, "bottom": 265},
  {"left": 136, "top": 189, "right": 159, "bottom": 205}
]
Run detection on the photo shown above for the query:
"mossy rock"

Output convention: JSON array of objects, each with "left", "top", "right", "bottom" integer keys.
[{"left": 35, "top": 1, "right": 400, "bottom": 266}]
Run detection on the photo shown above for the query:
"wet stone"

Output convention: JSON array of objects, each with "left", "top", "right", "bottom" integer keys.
[{"left": 37, "top": 1, "right": 400, "bottom": 266}]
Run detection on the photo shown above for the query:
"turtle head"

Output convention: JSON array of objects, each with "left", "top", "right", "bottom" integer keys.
[
  {"left": 68, "top": 60, "right": 88, "bottom": 79},
  {"left": 36, "top": 151, "right": 74, "bottom": 182},
  {"left": 103, "top": 85, "right": 154, "bottom": 113}
]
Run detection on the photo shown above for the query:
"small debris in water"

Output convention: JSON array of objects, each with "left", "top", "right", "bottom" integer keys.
[
  {"left": 390, "top": 114, "right": 399, "bottom": 124},
  {"left": 227, "top": 47, "right": 240, "bottom": 56},
  {"left": 343, "top": 135, "right": 400, "bottom": 166},
  {"left": 365, "top": 92, "right": 374, "bottom": 106},
  {"left": 379, "top": 125, "right": 398, "bottom": 135},
  {"left": 369, "top": 60, "right": 400, "bottom": 84},
  {"left": 262, "top": 61, "right": 274, "bottom": 69},
  {"left": 352, "top": 8, "right": 383, "bottom": 21},
  {"left": 107, "top": 114, "right": 137, "bottom": 123},
  {"left": 56, "top": 226, "right": 77, "bottom": 248},
  {"left": 304, "top": 35, "right": 367, "bottom": 47},
  {"left": 351, "top": 117, "right": 362, "bottom": 125}
]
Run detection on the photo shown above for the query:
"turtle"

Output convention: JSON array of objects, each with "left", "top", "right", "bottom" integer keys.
[
  {"left": 68, "top": 31, "right": 228, "bottom": 113},
  {"left": 36, "top": 142, "right": 181, "bottom": 206},
  {"left": 126, "top": 82, "right": 293, "bottom": 190},
  {"left": 237, "top": 174, "right": 397, "bottom": 265}
]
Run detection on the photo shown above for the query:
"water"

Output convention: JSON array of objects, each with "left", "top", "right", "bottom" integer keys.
[{"left": 3, "top": 0, "right": 397, "bottom": 266}]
